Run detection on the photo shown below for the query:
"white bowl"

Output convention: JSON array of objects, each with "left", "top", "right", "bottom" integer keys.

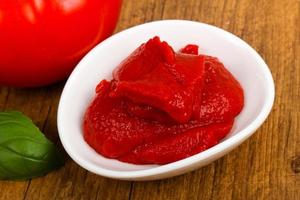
[{"left": 57, "top": 20, "right": 275, "bottom": 181}]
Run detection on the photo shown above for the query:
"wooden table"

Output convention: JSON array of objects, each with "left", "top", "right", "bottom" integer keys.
[{"left": 0, "top": 0, "right": 299, "bottom": 199}]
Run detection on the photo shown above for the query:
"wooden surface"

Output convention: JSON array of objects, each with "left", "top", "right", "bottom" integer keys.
[{"left": 0, "top": 0, "right": 299, "bottom": 199}]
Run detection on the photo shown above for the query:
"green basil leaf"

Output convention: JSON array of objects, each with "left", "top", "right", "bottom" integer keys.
[{"left": 0, "top": 111, "right": 64, "bottom": 180}]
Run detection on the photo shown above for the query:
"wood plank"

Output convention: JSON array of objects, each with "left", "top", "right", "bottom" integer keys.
[{"left": 0, "top": 85, "right": 58, "bottom": 200}]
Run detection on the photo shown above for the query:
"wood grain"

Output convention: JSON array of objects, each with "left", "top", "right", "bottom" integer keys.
[{"left": 0, "top": 0, "right": 299, "bottom": 199}]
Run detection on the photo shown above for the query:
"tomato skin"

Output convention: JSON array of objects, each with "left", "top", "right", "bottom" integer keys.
[{"left": 0, "top": 0, "right": 122, "bottom": 87}]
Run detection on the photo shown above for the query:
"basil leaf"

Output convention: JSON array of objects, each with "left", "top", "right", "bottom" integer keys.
[{"left": 0, "top": 111, "right": 64, "bottom": 180}]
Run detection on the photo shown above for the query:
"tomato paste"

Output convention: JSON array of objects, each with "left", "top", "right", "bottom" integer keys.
[{"left": 83, "top": 36, "right": 244, "bottom": 164}]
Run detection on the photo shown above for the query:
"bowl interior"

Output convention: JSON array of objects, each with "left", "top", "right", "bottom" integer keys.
[{"left": 58, "top": 20, "right": 273, "bottom": 175}]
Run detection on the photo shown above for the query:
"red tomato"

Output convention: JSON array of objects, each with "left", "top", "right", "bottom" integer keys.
[{"left": 0, "top": 0, "right": 122, "bottom": 87}]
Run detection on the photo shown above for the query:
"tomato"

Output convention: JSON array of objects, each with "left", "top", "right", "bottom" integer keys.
[{"left": 0, "top": 0, "right": 122, "bottom": 87}]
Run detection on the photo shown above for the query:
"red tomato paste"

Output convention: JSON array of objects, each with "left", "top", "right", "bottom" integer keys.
[{"left": 83, "top": 36, "right": 244, "bottom": 164}]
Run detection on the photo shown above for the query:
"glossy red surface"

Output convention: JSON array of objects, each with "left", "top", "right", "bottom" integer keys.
[
  {"left": 84, "top": 37, "right": 244, "bottom": 164},
  {"left": 0, "top": 0, "right": 122, "bottom": 87},
  {"left": 110, "top": 37, "right": 206, "bottom": 123}
]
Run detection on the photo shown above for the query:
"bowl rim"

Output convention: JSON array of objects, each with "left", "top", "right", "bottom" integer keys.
[{"left": 57, "top": 19, "right": 275, "bottom": 179}]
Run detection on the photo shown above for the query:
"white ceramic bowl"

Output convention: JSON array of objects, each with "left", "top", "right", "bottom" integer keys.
[{"left": 57, "top": 20, "right": 275, "bottom": 181}]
